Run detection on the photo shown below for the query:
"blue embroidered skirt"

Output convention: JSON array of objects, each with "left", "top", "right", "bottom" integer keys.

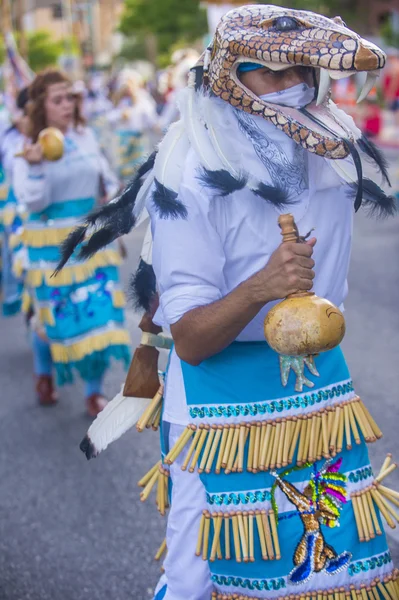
[{"left": 161, "top": 342, "right": 397, "bottom": 600}]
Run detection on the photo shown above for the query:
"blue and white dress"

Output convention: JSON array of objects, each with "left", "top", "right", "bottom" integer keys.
[{"left": 13, "top": 126, "right": 131, "bottom": 384}]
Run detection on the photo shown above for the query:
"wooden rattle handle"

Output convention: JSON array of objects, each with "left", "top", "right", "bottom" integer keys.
[{"left": 278, "top": 214, "right": 299, "bottom": 244}]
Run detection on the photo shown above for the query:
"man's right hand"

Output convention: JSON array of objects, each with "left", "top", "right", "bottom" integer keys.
[{"left": 249, "top": 238, "right": 316, "bottom": 303}]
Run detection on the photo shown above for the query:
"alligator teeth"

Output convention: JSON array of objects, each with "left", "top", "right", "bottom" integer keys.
[
  {"left": 357, "top": 72, "right": 379, "bottom": 103},
  {"left": 316, "top": 69, "right": 331, "bottom": 106}
]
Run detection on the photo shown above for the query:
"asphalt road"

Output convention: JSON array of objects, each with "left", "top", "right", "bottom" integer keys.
[{"left": 0, "top": 175, "right": 398, "bottom": 600}]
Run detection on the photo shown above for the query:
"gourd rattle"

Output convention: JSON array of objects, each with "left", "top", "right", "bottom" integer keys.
[
  {"left": 264, "top": 213, "right": 346, "bottom": 392},
  {"left": 15, "top": 127, "right": 64, "bottom": 161}
]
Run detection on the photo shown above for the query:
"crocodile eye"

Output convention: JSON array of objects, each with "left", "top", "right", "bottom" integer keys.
[{"left": 273, "top": 16, "right": 300, "bottom": 31}]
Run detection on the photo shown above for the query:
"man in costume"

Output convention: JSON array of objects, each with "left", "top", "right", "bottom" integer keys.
[{"left": 59, "top": 5, "right": 399, "bottom": 600}]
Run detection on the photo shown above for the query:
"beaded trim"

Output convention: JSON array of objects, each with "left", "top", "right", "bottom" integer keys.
[
  {"left": 211, "top": 574, "right": 286, "bottom": 591},
  {"left": 349, "top": 465, "right": 374, "bottom": 483},
  {"left": 206, "top": 489, "right": 271, "bottom": 506},
  {"left": 189, "top": 380, "right": 354, "bottom": 420},
  {"left": 349, "top": 551, "right": 392, "bottom": 576}
]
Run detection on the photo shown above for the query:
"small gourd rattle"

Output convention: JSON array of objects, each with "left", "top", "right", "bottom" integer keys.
[{"left": 264, "top": 213, "right": 346, "bottom": 392}]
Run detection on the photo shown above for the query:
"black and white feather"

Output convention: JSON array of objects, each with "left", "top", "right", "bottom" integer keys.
[
  {"left": 347, "top": 178, "right": 397, "bottom": 218},
  {"left": 197, "top": 167, "right": 248, "bottom": 197}
]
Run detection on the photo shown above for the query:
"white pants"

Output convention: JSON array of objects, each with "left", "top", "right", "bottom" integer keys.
[{"left": 161, "top": 424, "right": 213, "bottom": 600}]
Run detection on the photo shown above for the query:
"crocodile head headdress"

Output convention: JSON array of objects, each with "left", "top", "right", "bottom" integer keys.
[
  {"left": 199, "top": 4, "right": 386, "bottom": 160},
  {"left": 57, "top": 4, "right": 396, "bottom": 287}
]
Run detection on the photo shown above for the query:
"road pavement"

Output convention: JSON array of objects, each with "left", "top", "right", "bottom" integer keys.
[{"left": 0, "top": 182, "right": 398, "bottom": 600}]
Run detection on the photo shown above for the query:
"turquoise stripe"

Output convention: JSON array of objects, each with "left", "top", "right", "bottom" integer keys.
[
  {"left": 54, "top": 344, "right": 130, "bottom": 386},
  {"left": 34, "top": 266, "right": 120, "bottom": 301},
  {"left": 29, "top": 197, "right": 96, "bottom": 222},
  {"left": 28, "top": 246, "right": 60, "bottom": 263}
]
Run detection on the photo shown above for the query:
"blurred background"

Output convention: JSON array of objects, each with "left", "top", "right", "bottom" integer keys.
[{"left": 0, "top": 1, "right": 398, "bottom": 599}]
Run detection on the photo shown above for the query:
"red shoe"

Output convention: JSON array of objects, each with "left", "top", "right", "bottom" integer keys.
[
  {"left": 86, "top": 394, "right": 108, "bottom": 417},
  {"left": 36, "top": 375, "right": 58, "bottom": 405}
]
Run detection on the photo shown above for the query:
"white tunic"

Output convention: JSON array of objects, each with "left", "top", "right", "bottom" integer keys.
[{"left": 149, "top": 145, "right": 354, "bottom": 426}]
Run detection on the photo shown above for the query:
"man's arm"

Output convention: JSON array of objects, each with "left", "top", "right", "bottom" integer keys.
[{"left": 171, "top": 238, "right": 316, "bottom": 365}]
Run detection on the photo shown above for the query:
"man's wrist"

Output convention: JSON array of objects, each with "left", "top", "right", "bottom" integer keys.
[{"left": 240, "top": 272, "right": 272, "bottom": 309}]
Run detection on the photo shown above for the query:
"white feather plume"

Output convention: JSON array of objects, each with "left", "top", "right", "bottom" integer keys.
[
  {"left": 154, "top": 119, "right": 190, "bottom": 192},
  {"left": 140, "top": 223, "right": 153, "bottom": 265},
  {"left": 85, "top": 387, "right": 151, "bottom": 456},
  {"left": 132, "top": 171, "right": 155, "bottom": 221}
]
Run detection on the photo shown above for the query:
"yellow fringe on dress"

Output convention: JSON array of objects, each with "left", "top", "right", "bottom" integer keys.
[
  {"left": 9, "top": 232, "right": 22, "bottom": 250},
  {"left": 112, "top": 289, "right": 126, "bottom": 308},
  {"left": 26, "top": 248, "right": 122, "bottom": 288},
  {"left": 22, "top": 226, "right": 74, "bottom": 248},
  {"left": 51, "top": 328, "right": 130, "bottom": 364},
  {"left": 38, "top": 306, "right": 56, "bottom": 326}
]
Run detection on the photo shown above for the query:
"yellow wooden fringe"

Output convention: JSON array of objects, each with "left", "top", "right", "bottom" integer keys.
[
  {"left": 211, "top": 570, "right": 399, "bottom": 600},
  {"left": 196, "top": 509, "right": 281, "bottom": 563},
  {"left": 13, "top": 257, "right": 24, "bottom": 279},
  {"left": 0, "top": 186, "right": 8, "bottom": 201},
  {"left": 352, "top": 455, "right": 399, "bottom": 542},
  {"left": 136, "top": 387, "right": 163, "bottom": 432},
  {"left": 22, "top": 226, "right": 74, "bottom": 248},
  {"left": 138, "top": 461, "right": 169, "bottom": 516},
  {"left": 112, "top": 289, "right": 126, "bottom": 308},
  {"left": 154, "top": 538, "right": 167, "bottom": 561},
  {"left": 38, "top": 306, "right": 55, "bottom": 326},
  {"left": 51, "top": 328, "right": 130, "bottom": 363},
  {"left": 25, "top": 248, "right": 122, "bottom": 288},
  {"left": 9, "top": 232, "right": 22, "bottom": 250},
  {"left": 21, "top": 290, "right": 33, "bottom": 315},
  {"left": 164, "top": 397, "right": 381, "bottom": 475}
]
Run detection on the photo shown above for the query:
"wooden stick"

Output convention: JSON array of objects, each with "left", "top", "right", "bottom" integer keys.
[
  {"left": 248, "top": 511, "right": 255, "bottom": 562},
  {"left": 330, "top": 406, "right": 341, "bottom": 454},
  {"left": 140, "top": 469, "right": 160, "bottom": 502},
  {"left": 189, "top": 427, "right": 209, "bottom": 473},
  {"left": 202, "top": 512, "right": 211, "bottom": 560},
  {"left": 375, "top": 463, "right": 398, "bottom": 483},
  {"left": 377, "top": 580, "right": 392, "bottom": 600},
  {"left": 309, "top": 413, "right": 318, "bottom": 462},
  {"left": 337, "top": 407, "right": 345, "bottom": 454},
  {"left": 348, "top": 403, "right": 361, "bottom": 445},
  {"left": 378, "top": 487, "right": 399, "bottom": 509},
  {"left": 297, "top": 416, "right": 308, "bottom": 465},
  {"left": 238, "top": 423, "right": 247, "bottom": 473},
  {"left": 215, "top": 426, "right": 229, "bottom": 474},
  {"left": 361, "top": 491, "right": 375, "bottom": 539},
  {"left": 196, "top": 511, "right": 206, "bottom": 556},
  {"left": 138, "top": 460, "right": 161, "bottom": 487},
  {"left": 374, "top": 489, "right": 399, "bottom": 522},
  {"left": 380, "top": 454, "right": 393, "bottom": 477},
  {"left": 350, "top": 586, "right": 358, "bottom": 600},
  {"left": 283, "top": 419, "right": 292, "bottom": 467},
  {"left": 302, "top": 412, "right": 313, "bottom": 463},
  {"left": 321, "top": 410, "right": 330, "bottom": 458},
  {"left": 224, "top": 513, "right": 231, "bottom": 560},
  {"left": 155, "top": 538, "right": 167, "bottom": 561},
  {"left": 222, "top": 426, "right": 235, "bottom": 470},
  {"left": 377, "top": 484, "right": 399, "bottom": 502},
  {"left": 253, "top": 422, "right": 262, "bottom": 472},
  {"left": 264, "top": 423, "right": 276, "bottom": 471},
  {"left": 270, "top": 419, "right": 282, "bottom": 470},
  {"left": 260, "top": 422, "right": 267, "bottom": 467},
  {"left": 262, "top": 510, "right": 274, "bottom": 559},
  {"left": 370, "top": 489, "right": 396, "bottom": 528},
  {"left": 198, "top": 426, "right": 216, "bottom": 473},
  {"left": 136, "top": 388, "right": 163, "bottom": 431},
  {"left": 352, "top": 493, "right": 365, "bottom": 541},
  {"left": 260, "top": 421, "right": 272, "bottom": 470},
  {"left": 276, "top": 419, "right": 286, "bottom": 469},
  {"left": 237, "top": 512, "right": 248, "bottom": 562},
  {"left": 366, "top": 489, "right": 382, "bottom": 535},
  {"left": 356, "top": 493, "right": 371, "bottom": 541},
  {"left": 210, "top": 513, "right": 223, "bottom": 562},
  {"left": 226, "top": 425, "right": 241, "bottom": 474},
  {"left": 151, "top": 404, "right": 162, "bottom": 430},
  {"left": 269, "top": 509, "right": 281, "bottom": 560},
  {"left": 181, "top": 427, "right": 202, "bottom": 471},
  {"left": 164, "top": 426, "right": 193, "bottom": 464},
  {"left": 205, "top": 426, "right": 223, "bottom": 474},
  {"left": 351, "top": 401, "right": 374, "bottom": 442},
  {"left": 360, "top": 586, "right": 369, "bottom": 600},
  {"left": 247, "top": 424, "right": 256, "bottom": 472},
  {"left": 359, "top": 400, "right": 383, "bottom": 439},
  {"left": 344, "top": 403, "right": 352, "bottom": 450},
  {"left": 231, "top": 512, "right": 241, "bottom": 562},
  {"left": 255, "top": 510, "right": 268, "bottom": 559},
  {"left": 289, "top": 417, "right": 301, "bottom": 464}
]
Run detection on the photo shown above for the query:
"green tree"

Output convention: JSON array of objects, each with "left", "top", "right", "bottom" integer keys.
[
  {"left": 25, "top": 30, "right": 64, "bottom": 72},
  {"left": 119, "top": 0, "right": 208, "bottom": 61}
]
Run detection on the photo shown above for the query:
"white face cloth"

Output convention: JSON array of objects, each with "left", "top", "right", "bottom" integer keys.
[{"left": 259, "top": 83, "right": 315, "bottom": 108}]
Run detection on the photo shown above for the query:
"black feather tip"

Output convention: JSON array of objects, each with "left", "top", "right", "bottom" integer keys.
[
  {"left": 53, "top": 224, "right": 87, "bottom": 276},
  {"left": 152, "top": 179, "right": 187, "bottom": 220},
  {"left": 253, "top": 183, "right": 291, "bottom": 208},
  {"left": 344, "top": 139, "right": 363, "bottom": 212},
  {"left": 197, "top": 167, "right": 248, "bottom": 197},
  {"left": 357, "top": 134, "right": 391, "bottom": 187},
  {"left": 80, "top": 435, "right": 97, "bottom": 460},
  {"left": 129, "top": 259, "right": 157, "bottom": 312},
  {"left": 348, "top": 178, "right": 398, "bottom": 218}
]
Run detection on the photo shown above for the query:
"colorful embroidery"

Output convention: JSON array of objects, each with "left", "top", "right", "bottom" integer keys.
[
  {"left": 272, "top": 458, "right": 351, "bottom": 584},
  {"left": 349, "top": 466, "right": 374, "bottom": 483},
  {"left": 349, "top": 552, "right": 392, "bottom": 576},
  {"left": 206, "top": 489, "right": 272, "bottom": 506},
  {"left": 189, "top": 381, "right": 354, "bottom": 419},
  {"left": 211, "top": 574, "right": 286, "bottom": 591}
]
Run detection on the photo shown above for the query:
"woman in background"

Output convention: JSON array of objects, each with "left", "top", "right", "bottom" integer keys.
[{"left": 14, "top": 69, "right": 130, "bottom": 415}]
